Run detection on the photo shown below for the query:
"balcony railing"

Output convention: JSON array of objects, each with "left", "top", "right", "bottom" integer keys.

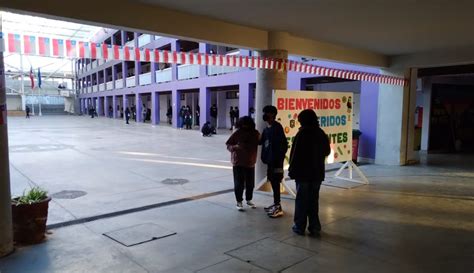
[
  {"left": 207, "top": 65, "right": 241, "bottom": 76},
  {"left": 106, "top": 81, "right": 114, "bottom": 90},
  {"left": 126, "top": 76, "right": 136, "bottom": 87},
  {"left": 99, "top": 83, "right": 105, "bottom": 91},
  {"left": 178, "top": 64, "right": 200, "bottom": 80},
  {"left": 138, "top": 34, "right": 153, "bottom": 47},
  {"left": 139, "top": 72, "right": 152, "bottom": 85},
  {"left": 115, "top": 79, "right": 124, "bottom": 89},
  {"left": 155, "top": 68, "right": 172, "bottom": 83},
  {"left": 125, "top": 39, "right": 135, "bottom": 47},
  {"left": 92, "top": 85, "right": 98, "bottom": 92}
]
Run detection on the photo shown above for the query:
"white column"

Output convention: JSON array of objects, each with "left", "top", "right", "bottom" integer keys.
[
  {"left": 421, "top": 78, "right": 432, "bottom": 151},
  {"left": 376, "top": 68, "right": 419, "bottom": 165}
]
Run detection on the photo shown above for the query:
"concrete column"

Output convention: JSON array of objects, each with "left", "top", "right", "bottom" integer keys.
[
  {"left": 151, "top": 92, "right": 160, "bottom": 125},
  {"left": 239, "top": 82, "right": 251, "bottom": 117},
  {"left": 134, "top": 33, "right": 140, "bottom": 86},
  {"left": 136, "top": 94, "right": 142, "bottom": 122},
  {"left": 121, "top": 31, "right": 127, "bottom": 88},
  {"left": 112, "top": 65, "right": 117, "bottom": 90},
  {"left": 421, "top": 78, "right": 432, "bottom": 151},
  {"left": 199, "top": 86, "right": 210, "bottom": 127},
  {"left": 103, "top": 69, "right": 108, "bottom": 90},
  {"left": 376, "top": 68, "right": 419, "bottom": 165},
  {"left": 199, "top": 43, "right": 208, "bottom": 77},
  {"left": 112, "top": 96, "right": 117, "bottom": 118},
  {"left": 0, "top": 14, "right": 13, "bottom": 256},
  {"left": 151, "top": 61, "right": 157, "bottom": 84},
  {"left": 171, "top": 40, "right": 180, "bottom": 81},
  {"left": 255, "top": 48, "right": 288, "bottom": 182},
  {"left": 171, "top": 89, "right": 180, "bottom": 128}
]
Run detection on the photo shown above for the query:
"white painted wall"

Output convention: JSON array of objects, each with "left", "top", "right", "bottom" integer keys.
[{"left": 6, "top": 94, "right": 22, "bottom": 111}]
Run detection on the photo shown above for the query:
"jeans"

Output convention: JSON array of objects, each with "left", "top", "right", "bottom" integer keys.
[
  {"left": 233, "top": 166, "right": 255, "bottom": 202},
  {"left": 267, "top": 166, "right": 284, "bottom": 205},
  {"left": 294, "top": 182, "right": 321, "bottom": 232}
]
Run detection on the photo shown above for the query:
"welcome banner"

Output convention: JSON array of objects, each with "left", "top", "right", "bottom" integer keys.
[{"left": 274, "top": 90, "right": 353, "bottom": 164}]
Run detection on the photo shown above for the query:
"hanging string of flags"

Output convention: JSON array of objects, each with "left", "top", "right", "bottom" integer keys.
[{"left": 0, "top": 32, "right": 407, "bottom": 86}]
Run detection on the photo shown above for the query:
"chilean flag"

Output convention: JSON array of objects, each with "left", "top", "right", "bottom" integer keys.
[
  {"left": 29, "top": 67, "right": 35, "bottom": 89},
  {"left": 66, "top": 40, "right": 77, "bottom": 58},
  {"left": 102, "top": 43, "right": 109, "bottom": 59},
  {"left": 113, "top": 45, "right": 120, "bottom": 60},
  {"left": 23, "top": 35, "right": 37, "bottom": 55},
  {"left": 52, "top": 39, "right": 65, "bottom": 57},
  {"left": 8, "top": 33, "right": 21, "bottom": 53},
  {"left": 38, "top": 37, "right": 51, "bottom": 56},
  {"left": 90, "top": 42, "right": 97, "bottom": 59},
  {"left": 123, "top": 46, "right": 133, "bottom": 61}
]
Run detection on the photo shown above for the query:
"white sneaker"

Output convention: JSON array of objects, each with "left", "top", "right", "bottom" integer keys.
[
  {"left": 246, "top": 200, "right": 257, "bottom": 209},
  {"left": 236, "top": 202, "right": 244, "bottom": 211}
]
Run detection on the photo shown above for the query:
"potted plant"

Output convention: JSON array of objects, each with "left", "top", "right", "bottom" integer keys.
[{"left": 11, "top": 187, "right": 51, "bottom": 244}]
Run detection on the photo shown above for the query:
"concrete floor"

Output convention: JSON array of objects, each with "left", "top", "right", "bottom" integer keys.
[{"left": 1, "top": 116, "right": 473, "bottom": 273}]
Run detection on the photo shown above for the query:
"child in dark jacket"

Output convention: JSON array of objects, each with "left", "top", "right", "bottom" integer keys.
[
  {"left": 226, "top": 116, "right": 260, "bottom": 211},
  {"left": 289, "top": 109, "right": 330, "bottom": 236}
]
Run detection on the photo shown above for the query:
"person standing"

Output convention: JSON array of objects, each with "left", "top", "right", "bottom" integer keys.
[
  {"left": 260, "top": 105, "right": 288, "bottom": 218},
  {"left": 166, "top": 106, "right": 172, "bottom": 125},
  {"left": 179, "top": 106, "right": 186, "bottom": 129},
  {"left": 195, "top": 105, "right": 200, "bottom": 127},
  {"left": 288, "top": 109, "right": 330, "bottom": 236},
  {"left": 125, "top": 107, "right": 131, "bottom": 124},
  {"left": 235, "top": 107, "right": 239, "bottom": 119},
  {"left": 226, "top": 116, "right": 260, "bottom": 211},
  {"left": 25, "top": 106, "right": 31, "bottom": 119},
  {"left": 229, "top": 106, "right": 236, "bottom": 130},
  {"left": 108, "top": 105, "right": 113, "bottom": 118},
  {"left": 142, "top": 104, "right": 147, "bottom": 123},
  {"left": 210, "top": 104, "right": 218, "bottom": 128},
  {"left": 131, "top": 105, "right": 136, "bottom": 121}
]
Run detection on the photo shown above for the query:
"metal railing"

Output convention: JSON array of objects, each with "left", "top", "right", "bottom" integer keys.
[
  {"left": 177, "top": 64, "right": 200, "bottom": 80},
  {"left": 106, "top": 81, "right": 114, "bottom": 90},
  {"left": 207, "top": 65, "right": 241, "bottom": 76},
  {"left": 139, "top": 72, "right": 152, "bottom": 85},
  {"left": 155, "top": 68, "right": 172, "bottom": 83},
  {"left": 126, "top": 76, "right": 136, "bottom": 87},
  {"left": 138, "top": 34, "right": 153, "bottom": 47}
]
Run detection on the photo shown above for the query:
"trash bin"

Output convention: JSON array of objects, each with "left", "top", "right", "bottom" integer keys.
[{"left": 352, "top": 130, "right": 362, "bottom": 163}]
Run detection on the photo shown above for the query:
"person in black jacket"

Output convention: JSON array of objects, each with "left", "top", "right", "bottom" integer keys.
[
  {"left": 260, "top": 105, "right": 288, "bottom": 218},
  {"left": 125, "top": 107, "right": 131, "bottom": 124},
  {"left": 288, "top": 109, "right": 331, "bottom": 236}
]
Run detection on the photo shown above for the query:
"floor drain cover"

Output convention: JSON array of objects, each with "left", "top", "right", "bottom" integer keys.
[
  {"left": 161, "top": 178, "right": 189, "bottom": 185},
  {"left": 51, "top": 190, "right": 87, "bottom": 199},
  {"left": 103, "top": 223, "right": 177, "bottom": 247}
]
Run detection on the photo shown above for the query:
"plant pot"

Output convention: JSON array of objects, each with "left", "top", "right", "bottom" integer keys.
[{"left": 11, "top": 197, "right": 51, "bottom": 244}]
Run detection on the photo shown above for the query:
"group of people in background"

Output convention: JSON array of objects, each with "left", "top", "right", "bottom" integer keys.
[{"left": 226, "top": 105, "right": 330, "bottom": 237}]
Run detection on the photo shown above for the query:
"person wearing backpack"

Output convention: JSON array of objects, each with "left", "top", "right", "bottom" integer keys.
[{"left": 260, "top": 105, "right": 288, "bottom": 218}]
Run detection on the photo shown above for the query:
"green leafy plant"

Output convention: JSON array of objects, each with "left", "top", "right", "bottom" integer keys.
[{"left": 13, "top": 187, "right": 48, "bottom": 205}]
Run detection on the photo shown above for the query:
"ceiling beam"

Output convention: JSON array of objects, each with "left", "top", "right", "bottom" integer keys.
[{"left": 0, "top": 0, "right": 388, "bottom": 67}]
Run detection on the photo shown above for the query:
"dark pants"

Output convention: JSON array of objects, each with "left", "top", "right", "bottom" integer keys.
[
  {"left": 268, "top": 166, "right": 283, "bottom": 205},
  {"left": 294, "top": 181, "right": 321, "bottom": 232},
  {"left": 126, "top": 116, "right": 130, "bottom": 124},
  {"left": 233, "top": 166, "right": 255, "bottom": 202}
]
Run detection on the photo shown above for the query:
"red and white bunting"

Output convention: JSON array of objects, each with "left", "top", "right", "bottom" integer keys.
[{"left": 0, "top": 32, "right": 407, "bottom": 86}]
